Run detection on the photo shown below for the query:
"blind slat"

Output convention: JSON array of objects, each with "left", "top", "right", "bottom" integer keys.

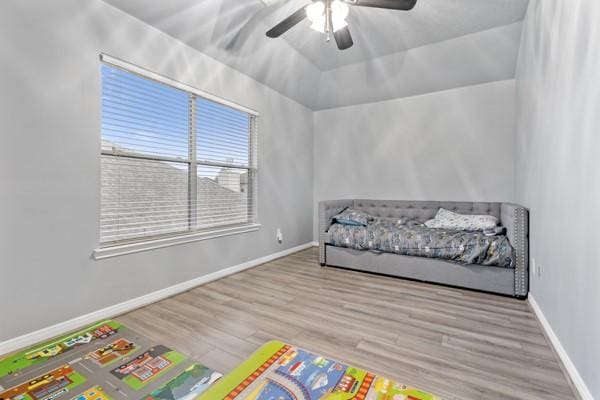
[
  {"left": 100, "top": 63, "right": 257, "bottom": 246},
  {"left": 196, "top": 98, "right": 249, "bottom": 159}
]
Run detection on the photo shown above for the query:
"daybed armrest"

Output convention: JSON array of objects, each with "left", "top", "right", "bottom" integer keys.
[
  {"left": 318, "top": 200, "right": 353, "bottom": 265},
  {"left": 501, "top": 203, "right": 529, "bottom": 297}
]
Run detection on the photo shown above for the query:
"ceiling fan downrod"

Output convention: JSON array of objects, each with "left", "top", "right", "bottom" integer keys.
[{"left": 325, "top": 0, "right": 332, "bottom": 42}]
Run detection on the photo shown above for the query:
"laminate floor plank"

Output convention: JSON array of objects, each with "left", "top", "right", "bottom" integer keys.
[{"left": 117, "top": 247, "right": 577, "bottom": 400}]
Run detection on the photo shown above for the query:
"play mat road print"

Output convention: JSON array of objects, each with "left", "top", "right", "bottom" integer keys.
[
  {"left": 0, "top": 320, "right": 221, "bottom": 400},
  {"left": 198, "top": 340, "right": 439, "bottom": 400},
  {"left": 0, "top": 321, "right": 437, "bottom": 400}
]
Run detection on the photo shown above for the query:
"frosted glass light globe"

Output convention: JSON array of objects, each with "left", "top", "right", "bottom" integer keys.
[
  {"left": 306, "top": 1, "right": 325, "bottom": 21},
  {"left": 306, "top": 0, "right": 349, "bottom": 33}
]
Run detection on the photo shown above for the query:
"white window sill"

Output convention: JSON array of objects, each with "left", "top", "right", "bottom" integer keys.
[{"left": 93, "top": 223, "right": 261, "bottom": 260}]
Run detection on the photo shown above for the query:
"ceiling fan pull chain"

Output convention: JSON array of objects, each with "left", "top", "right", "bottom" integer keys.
[{"left": 325, "top": 0, "right": 331, "bottom": 42}]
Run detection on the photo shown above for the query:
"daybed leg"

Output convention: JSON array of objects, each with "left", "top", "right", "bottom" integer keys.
[{"left": 320, "top": 263, "right": 326, "bottom": 267}]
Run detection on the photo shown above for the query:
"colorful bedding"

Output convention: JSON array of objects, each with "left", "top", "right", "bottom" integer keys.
[
  {"left": 197, "top": 340, "right": 439, "bottom": 400},
  {"left": 328, "top": 218, "right": 515, "bottom": 268}
]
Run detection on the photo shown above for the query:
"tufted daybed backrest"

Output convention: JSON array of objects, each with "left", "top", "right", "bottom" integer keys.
[{"left": 352, "top": 200, "right": 501, "bottom": 223}]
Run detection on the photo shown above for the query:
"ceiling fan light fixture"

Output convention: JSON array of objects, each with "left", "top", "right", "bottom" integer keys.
[
  {"left": 306, "top": 1, "right": 325, "bottom": 21},
  {"left": 306, "top": 0, "right": 349, "bottom": 33},
  {"left": 267, "top": 0, "right": 417, "bottom": 51}
]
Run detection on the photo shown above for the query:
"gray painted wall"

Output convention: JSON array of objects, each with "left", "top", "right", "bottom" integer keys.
[
  {"left": 313, "top": 80, "right": 516, "bottom": 239},
  {"left": 515, "top": 0, "right": 600, "bottom": 396},
  {"left": 0, "top": 0, "right": 313, "bottom": 341}
]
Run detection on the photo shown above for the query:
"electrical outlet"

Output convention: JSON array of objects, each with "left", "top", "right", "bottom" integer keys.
[
  {"left": 276, "top": 228, "right": 283, "bottom": 244},
  {"left": 532, "top": 258, "right": 542, "bottom": 278}
]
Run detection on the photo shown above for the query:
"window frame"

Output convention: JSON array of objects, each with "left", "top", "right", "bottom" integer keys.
[{"left": 94, "top": 54, "right": 260, "bottom": 259}]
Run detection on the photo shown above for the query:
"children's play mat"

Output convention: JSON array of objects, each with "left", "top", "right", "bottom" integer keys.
[{"left": 0, "top": 320, "right": 438, "bottom": 400}]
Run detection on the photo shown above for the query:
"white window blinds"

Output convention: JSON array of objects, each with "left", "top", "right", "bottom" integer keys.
[{"left": 100, "top": 60, "right": 258, "bottom": 247}]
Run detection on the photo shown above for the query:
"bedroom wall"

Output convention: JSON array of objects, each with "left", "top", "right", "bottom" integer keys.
[
  {"left": 515, "top": 0, "right": 600, "bottom": 397},
  {"left": 313, "top": 80, "right": 517, "bottom": 239},
  {"left": 0, "top": 0, "right": 313, "bottom": 341}
]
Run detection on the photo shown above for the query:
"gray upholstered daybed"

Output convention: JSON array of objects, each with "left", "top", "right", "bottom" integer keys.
[{"left": 318, "top": 200, "right": 529, "bottom": 298}]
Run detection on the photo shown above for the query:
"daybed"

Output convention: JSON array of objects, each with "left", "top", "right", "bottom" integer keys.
[{"left": 318, "top": 200, "right": 529, "bottom": 298}]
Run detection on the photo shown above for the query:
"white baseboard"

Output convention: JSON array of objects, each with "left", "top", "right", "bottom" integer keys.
[
  {"left": 311, "top": 241, "right": 319, "bottom": 246},
  {"left": 528, "top": 295, "right": 594, "bottom": 400},
  {"left": 0, "top": 242, "right": 314, "bottom": 357}
]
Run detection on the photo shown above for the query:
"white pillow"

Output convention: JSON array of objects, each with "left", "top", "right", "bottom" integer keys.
[{"left": 424, "top": 208, "right": 498, "bottom": 231}]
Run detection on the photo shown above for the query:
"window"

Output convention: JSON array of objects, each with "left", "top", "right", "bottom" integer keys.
[{"left": 98, "top": 56, "right": 258, "bottom": 254}]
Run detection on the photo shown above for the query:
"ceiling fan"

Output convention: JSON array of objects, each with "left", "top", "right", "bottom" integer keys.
[{"left": 265, "top": 0, "right": 417, "bottom": 50}]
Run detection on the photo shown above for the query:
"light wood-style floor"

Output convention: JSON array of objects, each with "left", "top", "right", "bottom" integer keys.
[{"left": 118, "top": 248, "right": 577, "bottom": 400}]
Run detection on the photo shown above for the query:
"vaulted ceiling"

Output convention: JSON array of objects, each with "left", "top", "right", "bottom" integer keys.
[{"left": 103, "top": 0, "right": 529, "bottom": 109}]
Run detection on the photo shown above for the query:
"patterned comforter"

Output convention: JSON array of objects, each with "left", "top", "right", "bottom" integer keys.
[{"left": 328, "top": 218, "right": 515, "bottom": 268}]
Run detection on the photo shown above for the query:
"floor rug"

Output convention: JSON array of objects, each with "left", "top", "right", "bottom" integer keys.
[
  {"left": 0, "top": 320, "right": 221, "bottom": 400},
  {"left": 198, "top": 340, "right": 439, "bottom": 400},
  {"left": 1, "top": 323, "right": 438, "bottom": 400}
]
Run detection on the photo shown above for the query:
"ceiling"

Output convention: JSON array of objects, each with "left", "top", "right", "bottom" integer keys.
[{"left": 103, "top": 0, "right": 529, "bottom": 109}]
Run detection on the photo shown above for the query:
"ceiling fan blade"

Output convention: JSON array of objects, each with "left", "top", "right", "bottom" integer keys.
[
  {"left": 343, "top": 0, "right": 417, "bottom": 10},
  {"left": 266, "top": 7, "right": 307, "bottom": 38},
  {"left": 333, "top": 26, "right": 354, "bottom": 50}
]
